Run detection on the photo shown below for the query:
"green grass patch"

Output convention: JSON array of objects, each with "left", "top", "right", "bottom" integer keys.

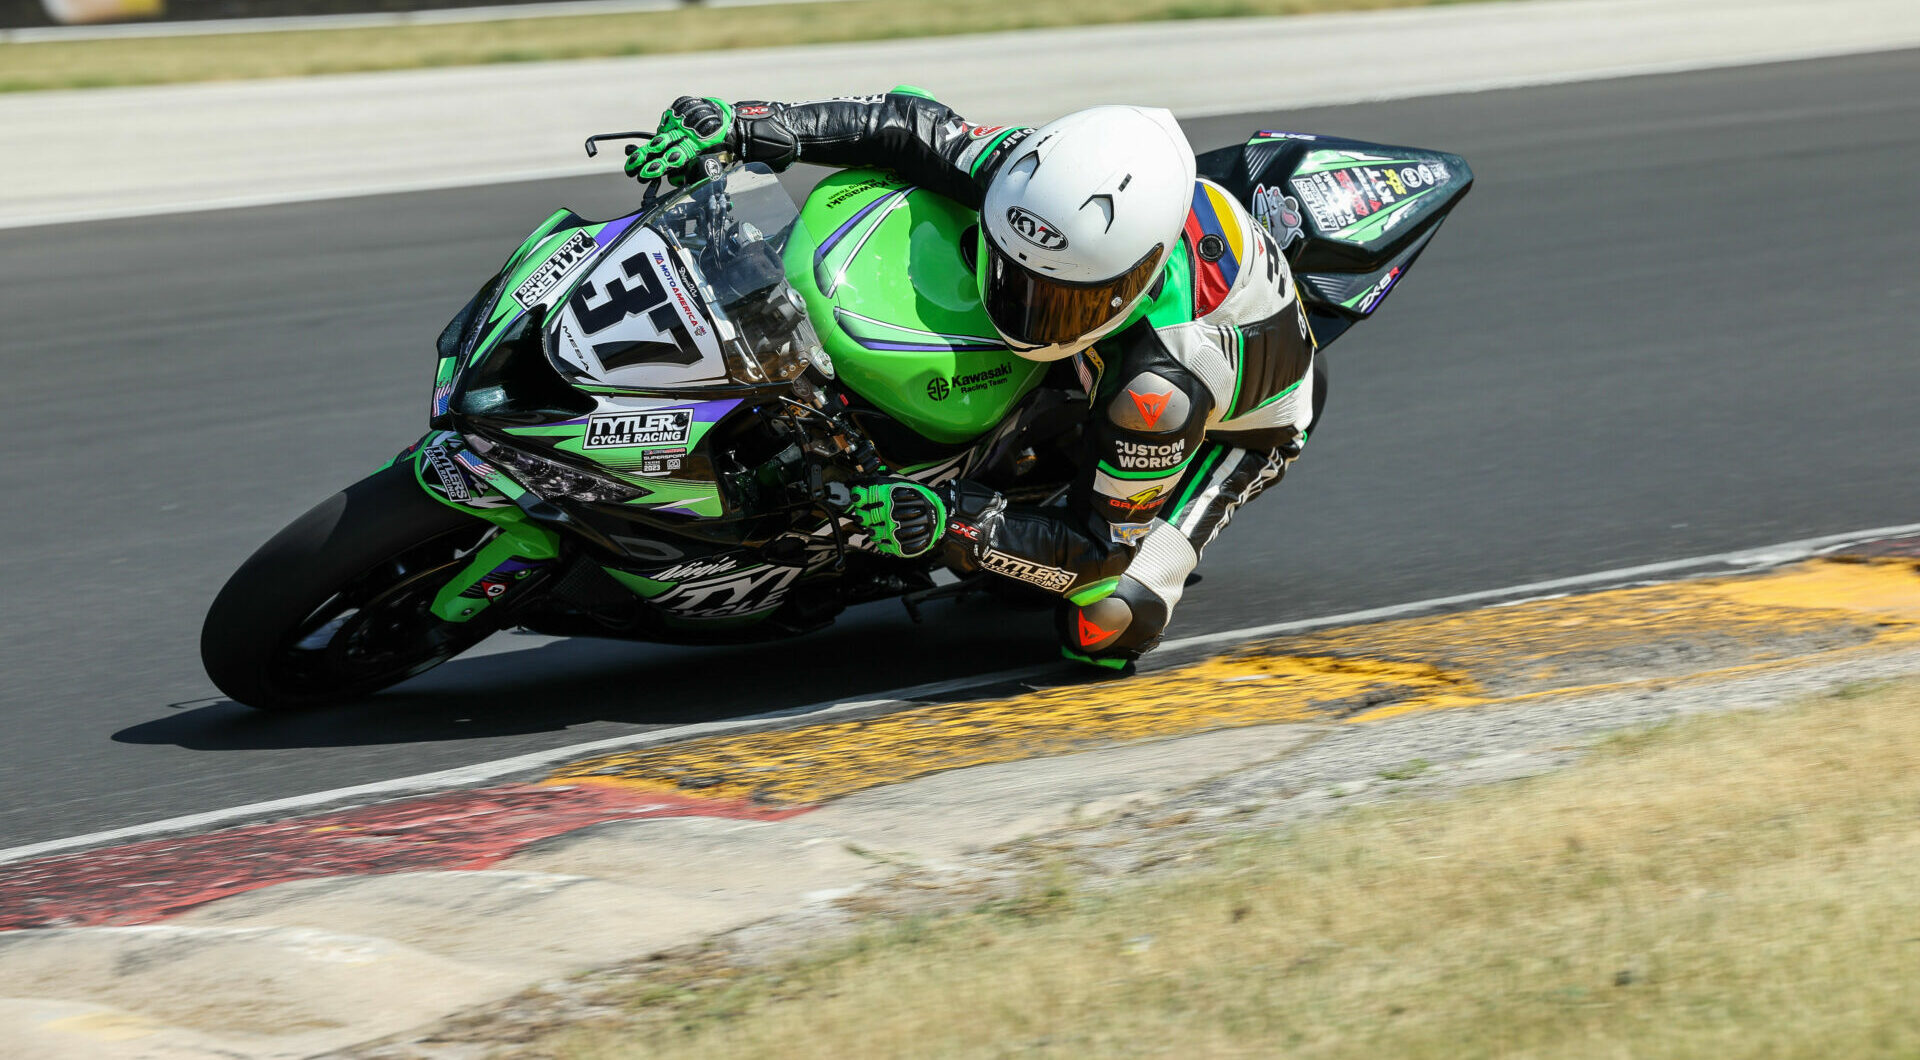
[
  {"left": 3, "top": 0, "right": 1504, "bottom": 93},
  {"left": 554, "top": 677, "right": 1920, "bottom": 1058}
]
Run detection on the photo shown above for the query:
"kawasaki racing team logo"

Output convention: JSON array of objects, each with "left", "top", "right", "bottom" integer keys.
[
  {"left": 583, "top": 409, "right": 693, "bottom": 449},
  {"left": 1005, "top": 207, "right": 1068, "bottom": 251}
]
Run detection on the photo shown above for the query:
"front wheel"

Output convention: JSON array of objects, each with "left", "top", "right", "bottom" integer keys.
[{"left": 201, "top": 462, "right": 504, "bottom": 710}]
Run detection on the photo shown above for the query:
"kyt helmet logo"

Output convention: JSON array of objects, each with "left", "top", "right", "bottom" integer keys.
[{"left": 1005, "top": 207, "right": 1069, "bottom": 251}]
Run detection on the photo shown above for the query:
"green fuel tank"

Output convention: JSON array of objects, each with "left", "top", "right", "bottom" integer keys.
[{"left": 783, "top": 169, "right": 1045, "bottom": 445}]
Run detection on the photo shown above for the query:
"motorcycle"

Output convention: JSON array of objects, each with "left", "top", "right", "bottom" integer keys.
[{"left": 201, "top": 129, "right": 1472, "bottom": 709}]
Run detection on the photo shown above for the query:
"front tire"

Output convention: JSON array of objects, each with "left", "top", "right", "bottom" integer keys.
[{"left": 201, "top": 462, "right": 503, "bottom": 710}]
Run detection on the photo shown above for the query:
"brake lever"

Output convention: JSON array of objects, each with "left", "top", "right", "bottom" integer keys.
[{"left": 582, "top": 131, "right": 654, "bottom": 158}]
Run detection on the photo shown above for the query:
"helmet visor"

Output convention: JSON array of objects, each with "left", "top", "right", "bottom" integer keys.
[{"left": 981, "top": 236, "right": 1163, "bottom": 349}]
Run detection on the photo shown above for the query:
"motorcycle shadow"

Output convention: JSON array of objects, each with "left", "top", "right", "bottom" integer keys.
[{"left": 115, "top": 601, "right": 1058, "bottom": 752}]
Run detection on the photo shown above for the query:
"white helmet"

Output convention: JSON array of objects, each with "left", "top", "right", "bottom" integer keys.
[{"left": 976, "top": 106, "right": 1197, "bottom": 361}]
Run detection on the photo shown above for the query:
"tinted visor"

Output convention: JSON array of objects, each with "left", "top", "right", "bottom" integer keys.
[{"left": 982, "top": 237, "right": 1163, "bottom": 349}]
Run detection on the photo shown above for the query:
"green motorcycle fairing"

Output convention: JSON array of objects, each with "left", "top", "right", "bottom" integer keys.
[{"left": 783, "top": 169, "right": 1046, "bottom": 446}]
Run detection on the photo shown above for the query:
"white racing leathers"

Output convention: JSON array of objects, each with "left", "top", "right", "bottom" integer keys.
[{"left": 726, "top": 90, "right": 1322, "bottom": 660}]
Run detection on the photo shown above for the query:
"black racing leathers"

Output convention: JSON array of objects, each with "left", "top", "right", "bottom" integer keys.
[
  {"left": 726, "top": 90, "right": 1320, "bottom": 660},
  {"left": 726, "top": 92, "right": 1031, "bottom": 210}
]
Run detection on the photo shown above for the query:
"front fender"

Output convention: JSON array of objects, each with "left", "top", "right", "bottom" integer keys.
[{"left": 389, "top": 431, "right": 561, "bottom": 622}]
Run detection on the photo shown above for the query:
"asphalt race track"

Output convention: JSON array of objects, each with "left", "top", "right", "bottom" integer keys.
[{"left": 3, "top": 50, "right": 1916, "bottom": 850}]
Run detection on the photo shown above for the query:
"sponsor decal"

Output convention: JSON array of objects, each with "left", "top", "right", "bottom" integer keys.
[
  {"left": 424, "top": 444, "right": 470, "bottom": 502},
  {"left": 1077, "top": 610, "right": 1119, "bottom": 647},
  {"left": 554, "top": 319, "right": 593, "bottom": 374},
  {"left": 512, "top": 230, "right": 597, "bottom": 309},
  {"left": 1115, "top": 437, "right": 1186, "bottom": 471},
  {"left": 1293, "top": 159, "right": 1449, "bottom": 236},
  {"left": 650, "top": 252, "right": 709, "bottom": 337},
  {"left": 1334, "top": 169, "right": 1377, "bottom": 216},
  {"left": 651, "top": 556, "right": 738, "bottom": 582},
  {"left": 824, "top": 175, "right": 903, "bottom": 208},
  {"left": 651, "top": 564, "right": 801, "bottom": 618},
  {"left": 980, "top": 549, "right": 1076, "bottom": 593},
  {"left": 1250, "top": 184, "right": 1305, "bottom": 250},
  {"left": 789, "top": 94, "right": 887, "bottom": 107},
  {"left": 737, "top": 104, "right": 773, "bottom": 117},
  {"left": 639, "top": 447, "right": 688, "bottom": 476},
  {"left": 1356, "top": 266, "right": 1404, "bottom": 314},
  {"left": 456, "top": 558, "right": 544, "bottom": 600},
  {"left": 947, "top": 519, "right": 981, "bottom": 542},
  {"left": 1252, "top": 130, "right": 1317, "bottom": 141},
  {"left": 1109, "top": 522, "right": 1155, "bottom": 545},
  {"left": 1128, "top": 388, "right": 1173, "bottom": 429},
  {"left": 584, "top": 408, "right": 694, "bottom": 449},
  {"left": 969, "top": 124, "right": 1008, "bottom": 139},
  {"left": 952, "top": 362, "right": 1010, "bottom": 394},
  {"left": 1103, "top": 485, "right": 1167, "bottom": 519},
  {"left": 926, "top": 362, "right": 1012, "bottom": 402},
  {"left": 1296, "top": 170, "right": 1361, "bottom": 232},
  {"left": 1005, "top": 206, "right": 1068, "bottom": 251}
]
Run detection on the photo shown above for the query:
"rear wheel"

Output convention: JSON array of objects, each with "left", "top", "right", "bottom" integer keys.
[{"left": 201, "top": 462, "right": 505, "bottom": 710}]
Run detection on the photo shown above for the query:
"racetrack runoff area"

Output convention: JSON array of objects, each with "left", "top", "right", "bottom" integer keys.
[
  {"left": 4, "top": 0, "right": 1920, "bottom": 227},
  {"left": 5, "top": 530, "right": 1920, "bottom": 1055}
]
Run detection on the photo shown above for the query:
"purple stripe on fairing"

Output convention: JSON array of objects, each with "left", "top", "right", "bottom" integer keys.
[
  {"left": 690, "top": 398, "right": 742, "bottom": 422},
  {"left": 813, "top": 192, "right": 898, "bottom": 267},
  {"left": 595, "top": 215, "right": 640, "bottom": 246},
  {"left": 859, "top": 340, "right": 1004, "bottom": 352},
  {"left": 552, "top": 398, "right": 739, "bottom": 429}
]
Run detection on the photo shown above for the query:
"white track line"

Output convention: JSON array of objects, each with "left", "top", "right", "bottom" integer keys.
[{"left": 4, "top": 520, "right": 1917, "bottom": 866}]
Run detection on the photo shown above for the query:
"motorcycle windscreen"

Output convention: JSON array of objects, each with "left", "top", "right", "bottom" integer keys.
[{"left": 548, "top": 228, "right": 731, "bottom": 390}]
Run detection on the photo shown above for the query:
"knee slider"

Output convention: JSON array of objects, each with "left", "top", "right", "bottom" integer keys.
[{"left": 1058, "top": 575, "right": 1170, "bottom": 658}]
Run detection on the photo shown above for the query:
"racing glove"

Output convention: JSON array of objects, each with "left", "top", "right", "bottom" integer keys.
[
  {"left": 625, "top": 96, "right": 735, "bottom": 183},
  {"left": 845, "top": 479, "right": 947, "bottom": 560}
]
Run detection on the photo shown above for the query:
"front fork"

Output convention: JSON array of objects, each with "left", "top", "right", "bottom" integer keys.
[{"left": 392, "top": 430, "right": 562, "bottom": 624}]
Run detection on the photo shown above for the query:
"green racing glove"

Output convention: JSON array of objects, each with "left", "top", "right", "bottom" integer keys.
[
  {"left": 625, "top": 96, "right": 735, "bottom": 184},
  {"left": 845, "top": 479, "right": 948, "bottom": 560}
]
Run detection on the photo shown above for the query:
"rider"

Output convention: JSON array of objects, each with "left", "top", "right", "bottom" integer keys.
[{"left": 626, "top": 89, "right": 1324, "bottom": 669}]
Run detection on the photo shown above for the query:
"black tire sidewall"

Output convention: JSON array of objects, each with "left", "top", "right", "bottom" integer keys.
[{"left": 200, "top": 461, "right": 494, "bottom": 710}]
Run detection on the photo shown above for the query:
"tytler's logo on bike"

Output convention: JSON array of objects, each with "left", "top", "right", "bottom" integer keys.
[
  {"left": 512, "top": 230, "right": 597, "bottom": 309},
  {"left": 1005, "top": 207, "right": 1068, "bottom": 251},
  {"left": 423, "top": 444, "right": 470, "bottom": 502},
  {"left": 584, "top": 409, "right": 694, "bottom": 449}
]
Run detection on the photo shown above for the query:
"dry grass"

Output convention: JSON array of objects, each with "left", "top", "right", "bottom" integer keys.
[
  {"left": 0, "top": 0, "right": 1494, "bottom": 93},
  {"left": 559, "top": 677, "right": 1920, "bottom": 1058}
]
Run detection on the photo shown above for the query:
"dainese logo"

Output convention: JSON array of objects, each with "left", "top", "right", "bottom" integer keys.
[{"left": 1005, "top": 207, "right": 1068, "bottom": 251}]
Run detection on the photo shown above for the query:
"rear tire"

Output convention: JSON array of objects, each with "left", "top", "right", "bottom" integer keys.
[{"left": 201, "top": 462, "right": 503, "bottom": 710}]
